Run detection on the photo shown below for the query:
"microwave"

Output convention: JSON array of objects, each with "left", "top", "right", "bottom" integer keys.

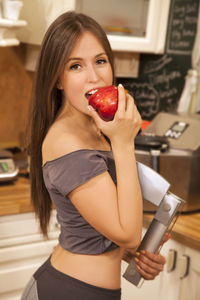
[{"left": 135, "top": 112, "right": 200, "bottom": 212}]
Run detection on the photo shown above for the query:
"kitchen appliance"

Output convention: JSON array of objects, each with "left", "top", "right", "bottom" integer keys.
[
  {"left": 123, "top": 161, "right": 185, "bottom": 287},
  {"left": 135, "top": 112, "right": 200, "bottom": 212},
  {"left": 0, "top": 149, "right": 19, "bottom": 182}
]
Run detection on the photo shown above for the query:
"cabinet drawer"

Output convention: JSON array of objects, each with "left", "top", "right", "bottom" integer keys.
[
  {"left": 0, "top": 211, "right": 58, "bottom": 246},
  {"left": 0, "top": 239, "right": 57, "bottom": 263},
  {"left": 0, "top": 259, "right": 44, "bottom": 294},
  {"left": 0, "top": 240, "right": 57, "bottom": 294},
  {"left": 186, "top": 247, "right": 200, "bottom": 273}
]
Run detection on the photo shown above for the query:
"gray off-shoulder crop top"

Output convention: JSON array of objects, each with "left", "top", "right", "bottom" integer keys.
[{"left": 42, "top": 149, "right": 119, "bottom": 254}]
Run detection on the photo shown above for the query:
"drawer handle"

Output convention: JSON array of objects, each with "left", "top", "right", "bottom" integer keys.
[
  {"left": 180, "top": 255, "right": 190, "bottom": 279},
  {"left": 167, "top": 249, "right": 177, "bottom": 272}
]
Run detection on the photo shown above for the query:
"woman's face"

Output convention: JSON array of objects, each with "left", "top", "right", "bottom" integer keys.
[{"left": 58, "top": 31, "right": 113, "bottom": 116}]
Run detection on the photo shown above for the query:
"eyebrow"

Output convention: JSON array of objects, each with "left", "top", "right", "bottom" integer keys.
[{"left": 66, "top": 52, "right": 107, "bottom": 63}]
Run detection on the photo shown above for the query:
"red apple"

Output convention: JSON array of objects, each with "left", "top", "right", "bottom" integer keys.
[{"left": 88, "top": 85, "right": 118, "bottom": 121}]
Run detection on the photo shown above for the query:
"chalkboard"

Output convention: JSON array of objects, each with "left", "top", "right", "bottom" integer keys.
[
  {"left": 116, "top": 0, "right": 199, "bottom": 120},
  {"left": 117, "top": 54, "right": 191, "bottom": 120},
  {"left": 166, "top": 0, "right": 199, "bottom": 55}
]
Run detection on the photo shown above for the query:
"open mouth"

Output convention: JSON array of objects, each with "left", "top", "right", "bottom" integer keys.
[{"left": 85, "top": 88, "right": 99, "bottom": 100}]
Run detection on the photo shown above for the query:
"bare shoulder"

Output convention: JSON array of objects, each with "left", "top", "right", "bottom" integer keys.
[{"left": 42, "top": 123, "right": 86, "bottom": 164}]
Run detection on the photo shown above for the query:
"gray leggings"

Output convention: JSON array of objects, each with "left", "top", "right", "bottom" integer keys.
[{"left": 21, "top": 257, "right": 121, "bottom": 300}]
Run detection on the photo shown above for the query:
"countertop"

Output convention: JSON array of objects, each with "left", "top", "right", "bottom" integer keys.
[
  {"left": 0, "top": 177, "right": 31, "bottom": 215},
  {"left": 0, "top": 177, "right": 200, "bottom": 251},
  {"left": 143, "top": 213, "right": 200, "bottom": 252}
]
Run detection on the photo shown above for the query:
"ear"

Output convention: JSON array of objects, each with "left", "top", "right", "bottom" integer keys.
[{"left": 57, "top": 78, "right": 63, "bottom": 90}]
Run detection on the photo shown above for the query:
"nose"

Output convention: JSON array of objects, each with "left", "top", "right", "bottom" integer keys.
[{"left": 87, "top": 64, "right": 99, "bottom": 83}]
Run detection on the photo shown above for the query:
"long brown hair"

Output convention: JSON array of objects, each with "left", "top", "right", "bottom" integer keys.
[{"left": 27, "top": 11, "right": 115, "bottom": 236}]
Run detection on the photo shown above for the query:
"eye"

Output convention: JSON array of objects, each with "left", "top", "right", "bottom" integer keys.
[
  {"left": 96, "top": 58, "right": 107, "bottom": 65},
  {"left": 69, "top": 63, "right": 81, "bottom": 70}
]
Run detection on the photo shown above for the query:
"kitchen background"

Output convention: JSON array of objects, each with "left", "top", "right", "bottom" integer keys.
[
  {"left": 0, "top": 0, "right": 199, "bottom": 148},
  {"left": 0, "top": 0, "right": 200, "bottom": 300},
  {"left": 118, "top": 0, "right": 199, "bottom": 120}
]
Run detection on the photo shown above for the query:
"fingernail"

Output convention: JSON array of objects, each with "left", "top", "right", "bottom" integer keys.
[
  {"left": 134, "top": 257, "right": 139, "bottom": 263},
  {"left": 118, "top": 83, "right": 123, "bottom": 88},
  {"left": 135, "top": 252, "right": 140, "bottom": 257},
  {"left": 141, "top": 250, "right": 145, "bottom": 254},
  {"left": 88, "top": 106, "right": 93, "bottom": 111}
]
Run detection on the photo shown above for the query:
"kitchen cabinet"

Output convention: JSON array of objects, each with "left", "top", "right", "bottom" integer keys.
[
  {"left": 121, "top": 227, "right": 167, "bottom": 300},
  {"left": 17, "top": 0, "right": 170, "bottom": 54},
  {"left": 0, "top": 18, "right": 27, "bottom": 46},
  {"left": 155, "top": 239, "right": 200, "bottom": 300},
  {"left": 76, "top": 0, "right": 170, "bottom": 54},
  {"left": 121, "top": 235, "right": 200, "bottom": 300},
  {"left": 0, "top": 211, "right": 59, "bottom": 300},
  {"left": 176, "top": 246, "right": 200, "bottom": 300},
  {"left": 17, "top": 0, "right": 76, "bottom": 45},
  {"left": 121, "top": 260, "right": 162, "bottom": 300},
  {"left": 153, "top": 239, "right": 186, "bottom": 300},
  {"left": 122, "top": 230, "right": 200, "bottom": 300},
  {"left": 16, "top": 0, "right": 170, "bottom": 74},
  {"left": 0, "top": 0, "right": 27, "bottom": 47}
]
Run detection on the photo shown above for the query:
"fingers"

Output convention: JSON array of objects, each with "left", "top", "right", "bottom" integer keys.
[
  {"left": 115, "top": 84, "right": 126, "bottom": 118},
  {"left": 87, "top": 105, "right": 104, "bottom": 130},
  {"left": 122, "top": 249, "right": 132, "bottom": 263},
  {"left": 158, "top": 232, "right": 171, "bottom": 251},
  {"left": 124, "top": 90, "right": 142, "bottom": 125},
  {"left": 142, "top": 250, "right": 166, "bottom": 265},
  {"left": 133, "top": 233, "right": 170, "bottom": 281},
  {"left": 116, "top": 85, "right": 142, "bottom": 128},
  {"left": 134, "top": 250, "right": 166, "bottom": 280},
  {"left": 88, "top": 84, "right": 142, "bottom": 140},
  {"left": 122, "top": 247, "right": 137, "bottom": 263},
  {"left": 162, "top": 232, "right": 171, "bottom": 244},
  {"left": 116, "top": 84, "right": 134, "bottom": 118}
]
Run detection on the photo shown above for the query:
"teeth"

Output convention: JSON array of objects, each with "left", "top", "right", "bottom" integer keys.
[
  {"left": 88, "top": 89, "right": 98, "bottom": 95},
  {"left": 85, "top": 89, "right": 98, "bottom": 99}
]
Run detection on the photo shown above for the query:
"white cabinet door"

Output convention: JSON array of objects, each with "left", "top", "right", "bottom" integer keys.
[
  {"left": 157, "top": 239, "right": 185, "bottom": 300},
  {"left": 18, "top": 0, "right": 76, "bottom": 44},
  {"left": 0, "top": 211, "right": 59, "bottom": 247},
  {"left": 121, "top": 260, "right": 162, "bottom": 300},
  {"left": 18, "top": 0, "right": 170, "bottom": 54},
  {"left": 121, "top": 238, "right": 187, "bottom": 300},
  {"left": 0, "top": 211, "right": 59, "bottom": 299},
  {"left": 76, "top": 0, "right": 170, "bottom": 54},
  {"left": 0, "top": 240, "right": 58, "bottom": 296},
  {"left": 179, "top": 247, "right": 200, "bottom": 300},
  {"left": 149, "top": 239, "right": 200, "bottom": 300},
  {"left": 121, "top": 227, "right": 164, "bottom": 300}
]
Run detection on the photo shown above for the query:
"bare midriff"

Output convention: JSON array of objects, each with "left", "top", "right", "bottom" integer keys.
[{"left": 50, "top": 243, "right": 123, "bottom": 290}]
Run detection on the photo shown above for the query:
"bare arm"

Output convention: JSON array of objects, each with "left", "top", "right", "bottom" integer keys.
[
  {"left": 69, "top": 84, "right": 143, "bottom": 248},
  {"left": 122, "top": 233, "right": 170, "bottom": 279}
]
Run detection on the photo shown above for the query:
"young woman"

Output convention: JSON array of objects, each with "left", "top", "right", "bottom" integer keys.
[{"left": 22, "top": 11, "right": 167, "bottom": 300}]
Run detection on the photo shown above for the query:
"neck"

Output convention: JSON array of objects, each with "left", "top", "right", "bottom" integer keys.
[
  {"left": 57, "top": 102, "right": 105, "bottom": 143},
  {"left": 58, "top": 102, "right": 90, "bottom": 124}
]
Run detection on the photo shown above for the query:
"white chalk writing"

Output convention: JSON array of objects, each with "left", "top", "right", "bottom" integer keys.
[
  {"left": 143, "top": 55, "right": 172, "bottom": 74},
  {"left": 148, "top": 69, "right": 181, "bottom": 89},
  {"left": 158, "top": 87, "right": 178, "bottom": 99},
  {"left": 166, "top": 0, "right": 198, "bottom": 54}
]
